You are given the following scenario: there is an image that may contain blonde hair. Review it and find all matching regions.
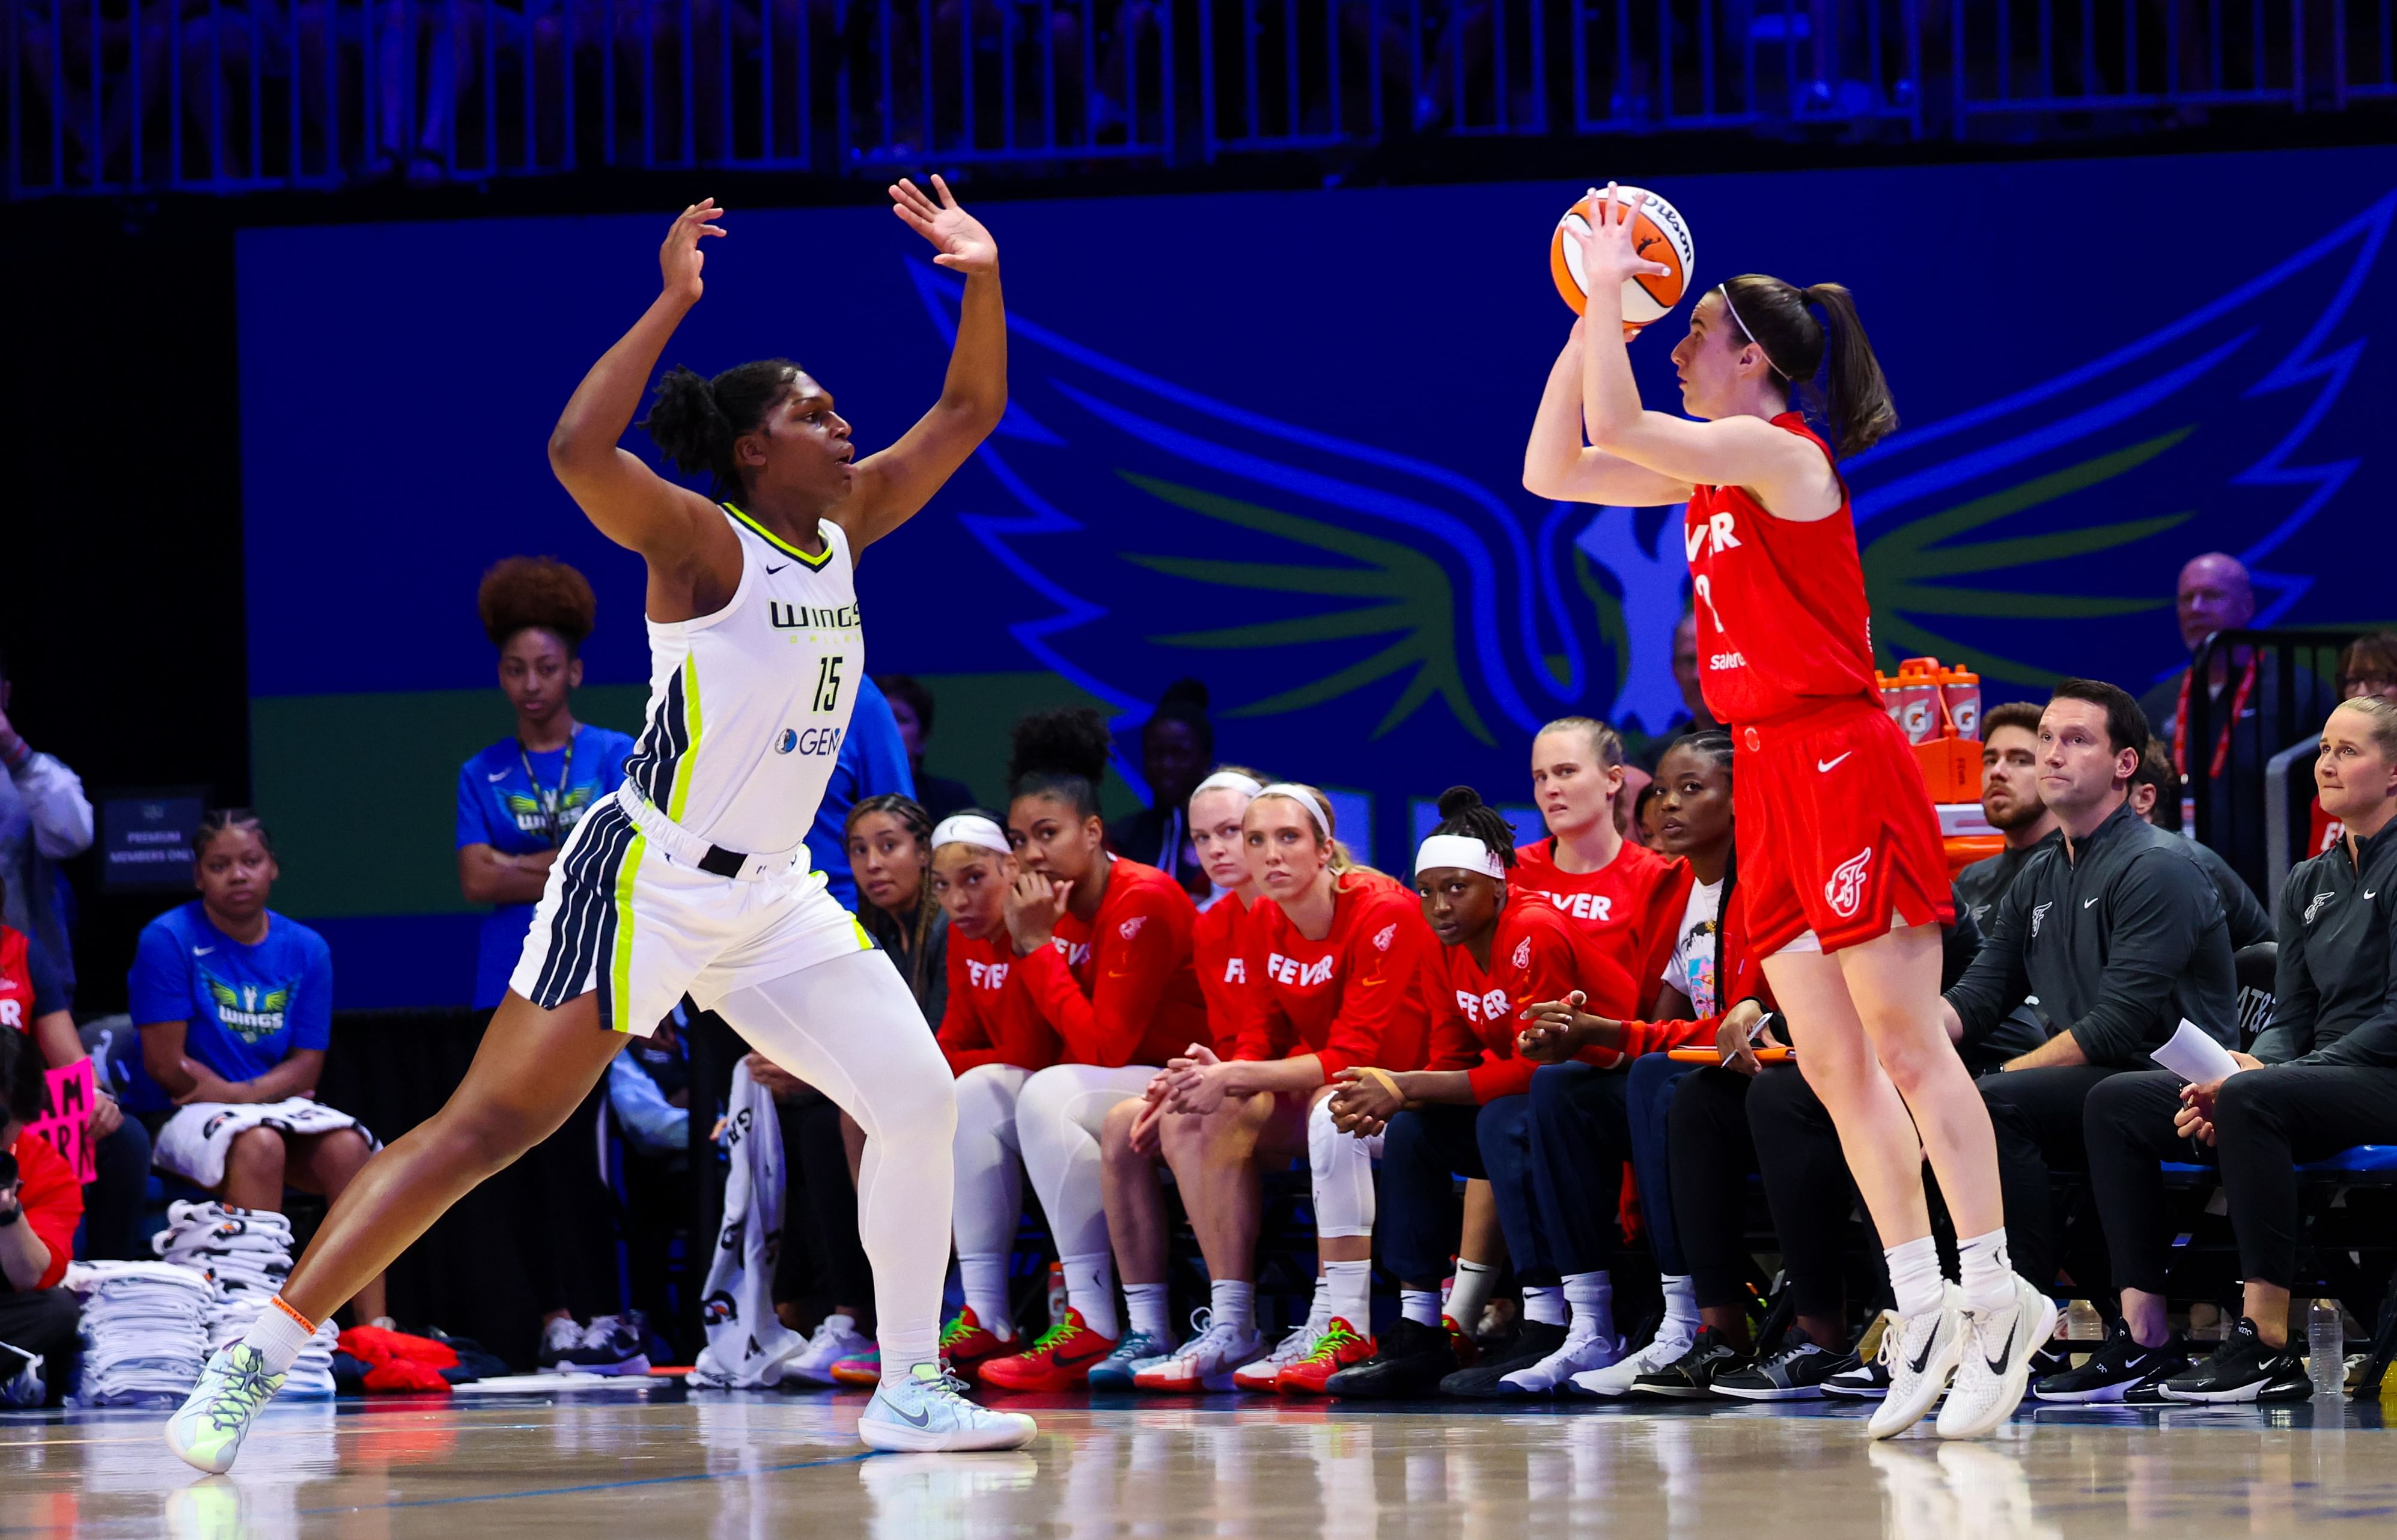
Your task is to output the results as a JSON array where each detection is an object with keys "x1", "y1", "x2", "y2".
[
  {"x1": 2333, "y1": 695, "x2": 2397, "y2": 760},
  {"x1": 1249, "y1": 782, "x2": 1381, "y2": 886},
  {"x1": 1535, "y1": 716, "x2": 1627, "y2": 770}
]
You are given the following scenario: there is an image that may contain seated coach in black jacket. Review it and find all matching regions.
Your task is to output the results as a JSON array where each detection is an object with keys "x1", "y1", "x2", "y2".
[
  {"x1": 1936, "y1": 678, "x2": 2239, "y2": 1303},
  {"x1": 2057, "y1": 696, "x2": 2397, "y2": 1406}
]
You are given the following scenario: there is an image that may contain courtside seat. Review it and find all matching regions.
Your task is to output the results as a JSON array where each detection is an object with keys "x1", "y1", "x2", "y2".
[{"x1": 2299, "y1": 1146, "x2": 2397, "y2": 1177}]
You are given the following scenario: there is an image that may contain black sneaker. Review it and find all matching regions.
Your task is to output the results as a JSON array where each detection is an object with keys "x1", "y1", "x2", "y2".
[
  {"x1": 1326, "y1": 1316, "x2": 1460, "y2": 1399},
  {"x1": 2158, "y1": 1318, "x2": 2310, "y2": 1404},
  {"x1": 2032, "y1": 1320, "x2": 2188, "y2": 1404},
  {"x1": 557, "y1": 1311, "x2": 652, "y2": 1377},
  {"x1": 1439, "y1": 1321, "x2": 1568, "y2": 1399},
  {"x1": 1710, "y1": 1333, "x2": 1852, "y2": 1401},
  {"x1": 2119, "y1": 1360, "x2": 2191, "y2": 1407},
  {"x1": 1822, "y1": 1356, "x2": 1890, "y2": 1399},
  {"x1": 1631, "y1": 1325, "x2": 1750, "y2": 1399}
]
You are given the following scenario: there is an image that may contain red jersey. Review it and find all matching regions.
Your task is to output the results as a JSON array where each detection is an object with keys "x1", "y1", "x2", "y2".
[
  {"x1": 1233, "y1": 871, "x2": 1440, "y2": 1083},
  {"x1": 1512, "y1": 839, "x2": 1684, "y2": 1015},
  {"x1": 1015, "y1": 857, "x2": 1210, "y2": 1069},
  {"x1": 1425, "y1": 893, "x2": 1639, "y2": 1103},
  {"x1": 1683, "y1": 413, "x2": 1880, "y2": 725},
  {"x1": 2310, "y1": 799, "x2": 2345, "y2": 859},
  {"x1": 8, "y1": 1130, "x2": 81, "y2": 1291},
  {"x1": 936, "y1": 928, "x2": 1060, "y2": 1077},
  {"x1": 0, "y1": 925, "x2": 34, "y2": 1036},
  {"x1": 1192, "y1": 891, "x2": 1262, "y2": 1058}
]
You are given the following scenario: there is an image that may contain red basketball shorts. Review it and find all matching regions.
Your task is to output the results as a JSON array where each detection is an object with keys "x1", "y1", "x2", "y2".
[{"x1": 1732, "y1": 697, "x2": 1954, "y2": 957}]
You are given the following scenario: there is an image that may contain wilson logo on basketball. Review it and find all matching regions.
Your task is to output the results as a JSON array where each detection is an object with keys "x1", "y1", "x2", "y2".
[
  {"x1": 1118, "y1": 916, "x2": 1148, "y2": 940},
  {"x1": 1511, "y1": 937, "x2": 1534, "y2": 970},
  {"x1": 1824, "y1": 847, "x2": 1874, "y2": 919},
  {"x1": 1371, "y1": 924, "x2": 1398, "y2": 953}
]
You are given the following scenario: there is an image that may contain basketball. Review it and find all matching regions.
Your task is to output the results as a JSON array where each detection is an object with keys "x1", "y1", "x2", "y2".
[{"x1": 1550, "y1": 184, "x2": 1696, "y2": 331}]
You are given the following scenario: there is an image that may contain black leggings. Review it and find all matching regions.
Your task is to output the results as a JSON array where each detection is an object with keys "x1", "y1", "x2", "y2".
[
  {"x1": 2086, "y1": 1064, "x2": 2397, "y2": 1292},
  {"x1": 1669, "y1": 1063, "x2": 1872, "y2": 1320},
  {"x1": 1977, "y1": 1062, "x2": 2123, "y2": 1292},
  {"x1": 773, "y1": 1091, "x2": 874, "y2": 1318}
]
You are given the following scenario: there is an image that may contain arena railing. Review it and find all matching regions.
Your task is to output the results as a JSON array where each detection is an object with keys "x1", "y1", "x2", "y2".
[
  {"x1": 4, "y1": 0, "x2": 2388, "y2": 196},
  {"x1": 2184, "y1": 626, "x2": 2352, "y2": 901}
]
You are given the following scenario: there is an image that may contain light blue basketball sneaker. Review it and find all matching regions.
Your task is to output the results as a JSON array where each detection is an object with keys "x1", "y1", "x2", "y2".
[
  {"x1": 859, "y1": 1363, "x2": 1040, "y2": 1453},
  {"x1": 165, "y1": 1345, "x2": 285, "y2": 1473}
]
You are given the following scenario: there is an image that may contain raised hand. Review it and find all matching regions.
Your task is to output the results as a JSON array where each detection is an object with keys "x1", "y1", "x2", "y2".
[
  {"x1": 1003, "y1": 871, "x2": 1073, "y2": 954},
  {"x1": 889, "y1": 175, "x2": 998, "y2": 275},
  {"x1": 1567, "y1": 183, "x2": 1672, "y2": 300},
  {"x1": 660, "y1": 199, "x2": 726, "y2": 304}
]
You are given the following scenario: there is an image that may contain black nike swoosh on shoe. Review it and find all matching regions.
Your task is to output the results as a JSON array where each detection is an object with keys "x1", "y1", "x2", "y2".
[
  {"x1": 1907, "y1": 1332, "x2": 1939, "y2": 1375},
  {"x1": 1983, "y1": 1320, "x2": 2021, "y2": 1377},
  {"x1": 1053, "y1": 1348, "x2": 1113, "y2": 1368}
]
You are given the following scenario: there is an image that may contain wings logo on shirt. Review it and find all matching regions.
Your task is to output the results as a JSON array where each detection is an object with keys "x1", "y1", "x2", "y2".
[
  {"x1": 204, "y1": 972, "x2": 293, "y2": 1044},
  {"x1": 1511, "y1": 937, "x2": 1534, "y2": 970},
  {"x1": 1118, "y1": 916, "x2": 1148, "y2": 941},
  {"x1": 1371, "y1": 924, "x2": 1398, "y2": 954},
  {"x1": 1823, "y1": 848, "x2": 1874, "y2": 920},
  {"x1": 503, "y1": 785, "x2": 598, "y2": 836}
]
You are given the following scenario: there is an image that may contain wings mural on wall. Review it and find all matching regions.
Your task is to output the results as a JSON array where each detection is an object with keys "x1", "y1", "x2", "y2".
[{"x1": 910, "y1": 186, "x2": 2391, "y2": 800}]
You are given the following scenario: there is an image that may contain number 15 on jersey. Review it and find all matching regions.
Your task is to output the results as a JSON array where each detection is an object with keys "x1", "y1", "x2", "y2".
[{"x1": 812, "y1": 656, "x2": 844, "y2": 713}]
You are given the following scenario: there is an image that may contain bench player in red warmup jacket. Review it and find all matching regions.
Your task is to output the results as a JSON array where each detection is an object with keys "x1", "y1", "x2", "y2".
[{"x1": 1523, "y1": 187, "x2": 2042, "y2": 1441}]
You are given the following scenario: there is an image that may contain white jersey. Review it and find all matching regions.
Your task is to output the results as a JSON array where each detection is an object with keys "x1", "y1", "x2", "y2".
[{"x1": 624, "y1": 505, "x2": 865, "y2": 855}]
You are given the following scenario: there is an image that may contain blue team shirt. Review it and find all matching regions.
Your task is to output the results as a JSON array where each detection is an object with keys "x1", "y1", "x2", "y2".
[
  {"x1": 455, "y1": 723, "x2": 638, "y2": 1009},
  {"x1": 124, "y1": 902, "x2": 334, "y2": 1114},
  {"x1": 805, "y1": 675, "x2": 916, "y2": 911}
]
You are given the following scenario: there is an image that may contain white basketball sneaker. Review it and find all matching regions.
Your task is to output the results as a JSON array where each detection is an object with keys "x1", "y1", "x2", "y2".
[
  {"x1": 1135, "y1": 1314, "x2": 1267, "y2": 1393},
  {"x1": 786, "y1": 1313, "x2": 875, "y2": 1387},
  {"x1": 1868, "y1": 1285, "x2": 1967, "y2": 1440},
  {"x1": 1573, "y1": 1318, "x2": 1696, "y2": 1398},
  {"x1": 1231, "y1": 1322, "x2": 1316, "y2": 1392},
  {"x1": 165, "y1": 1345, "x2": 285, "y2": 1473},
  {"x1": 1500, "y1": 1321, "x2": 1624, "y2": 1395},
  {"x1": 1934, "y1": 1275, "x2": 2057, "y2": 1440},
  {"x1": 858, "y1": 1363, "x2": 1039, "y2": 1453}
]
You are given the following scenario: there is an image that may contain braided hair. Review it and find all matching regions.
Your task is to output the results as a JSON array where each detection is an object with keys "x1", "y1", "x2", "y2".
[
  {"x1": 845, "y1": 793, "x2": 939, "y2": 1002},
  {"x1": 1430, "y1": 785, "x2": 1520, "y2": 868},
  {"x1": 1661, "y1": 729, "x2": 1737, "y2": 998},
  {"x1": 195, "y1": 808, "x2": 274, "y2": 859},
  {"x1": 638, "y1": 360, "x2": 804, "y2": 500}
]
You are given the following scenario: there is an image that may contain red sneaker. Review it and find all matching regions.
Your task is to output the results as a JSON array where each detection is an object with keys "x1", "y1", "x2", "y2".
[
  {"x1": 975, "y1": 1309, "x2": 1119, "y2": 1392},
  {"x1": 1276, "y1": 1319, "x2": 1374, "y2": 1395},
  {"x1": 939, "y1": 1306, "x2": 1015, "y2": 1381},
  {"x1": 1444, "y1": 1315, "x2": 1480, "y2": 1369}
]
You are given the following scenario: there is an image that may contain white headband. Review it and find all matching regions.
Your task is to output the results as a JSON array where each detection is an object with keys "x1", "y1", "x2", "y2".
[
  {"x1": 1189, "y1": 771, "x2": 1265, "y2": 806},
  {"x1": 1254, "y1": 783, "x2": 1331, "y2": 838},
  {"x1": 1714, "y1": 283, "x2": 1792, "y2": 383},
  {"x1": 1415, "y1": 834, "x2": 1506, "y2": 880},
  {"x1": 930, "y1": 815, "x2": 1012, "y2": 858}
]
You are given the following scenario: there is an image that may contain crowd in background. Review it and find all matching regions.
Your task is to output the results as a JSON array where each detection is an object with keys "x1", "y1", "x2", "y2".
[{"x1": 5, "y1": 544, "x2": 2397, "y2": 1408}]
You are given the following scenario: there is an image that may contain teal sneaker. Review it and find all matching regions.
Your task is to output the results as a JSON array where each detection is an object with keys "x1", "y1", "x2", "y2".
[
  {"x1": 1084, "y1": 1327, "x2": 1172, "y2": 1389},
  {"x1": 858, "y1": 1363, "x2": 1038, "y2": 1453},
  {"x1": 165, "y1": 1345, "x2": 285, "y2": 1473}
]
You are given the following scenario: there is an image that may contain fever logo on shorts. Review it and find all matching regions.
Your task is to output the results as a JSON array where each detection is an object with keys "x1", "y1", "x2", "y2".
[
  {"x1": 1371, "y1": 924, "x2": 1398, "y2": 953},
  {"x1": 1511, "y1": 937, "x2": 1533, "y2": 970},
  {"x1": 1824, "y1": 847, "x2": 1874, "y2": 919},
  {"x1": 1119, "y1": 916, "x2": 1148, "y2": 940}
]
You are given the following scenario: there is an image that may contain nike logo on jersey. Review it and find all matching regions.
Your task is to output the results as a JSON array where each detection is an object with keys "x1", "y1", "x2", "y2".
[
  {"x1": 2368, "y1": 890, "x2": 2381, "y2": 901},
  {"x1": 2085, "y1": 897, "x2": 2100, "y2": 908},
  {"x1": 765, "y1": 563, "x2": 789, "y2": 574},
  {"x1": 193, "y1": 946, "x2": 216, "y2": 956},
  {"x1": 1817, "y1": 752, "x2": 1853, "y2": 773},
  {"x1": 487, "y1": 769, "x2": 511, "y2": 782}
]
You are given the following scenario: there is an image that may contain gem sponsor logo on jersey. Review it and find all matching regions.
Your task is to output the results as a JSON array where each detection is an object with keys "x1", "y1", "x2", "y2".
[
  {"x1": 773, "y1": 726, "x2": 845, "y2": 757},
  {"x1": 1269, "y1": 952, "x2": 1336, "y2": 987},
  {"x1": 1533, "y1": 889, "x2": 1614, "y2": 922}
]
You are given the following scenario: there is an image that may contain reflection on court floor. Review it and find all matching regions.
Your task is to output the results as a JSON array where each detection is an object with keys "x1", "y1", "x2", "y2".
[{"x1": 5, "y1": 1386, "x2": 2393, "y2": 1539}]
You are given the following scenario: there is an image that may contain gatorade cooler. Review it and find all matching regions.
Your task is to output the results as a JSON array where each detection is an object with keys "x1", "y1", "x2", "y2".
[
  {"x1": 1942, "y1": 665, "x2": 1983, "y2": 741},
  {"x1": 1891, "y1": 659, "x2": 1943, "y2": 745}
]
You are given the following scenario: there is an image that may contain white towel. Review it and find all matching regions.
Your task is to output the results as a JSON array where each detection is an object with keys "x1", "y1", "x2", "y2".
[
  {"x1": 151, "y1": 1099, "x2": 377, "y2": 1190},
  {"x1": 690, "y1": 1062, "x2": 808, "y2": 1389}
]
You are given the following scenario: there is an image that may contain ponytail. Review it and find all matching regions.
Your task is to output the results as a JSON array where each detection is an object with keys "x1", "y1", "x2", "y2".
[{"x1": 1716, "y1": 275, "x2": 1899, "y2": 458}]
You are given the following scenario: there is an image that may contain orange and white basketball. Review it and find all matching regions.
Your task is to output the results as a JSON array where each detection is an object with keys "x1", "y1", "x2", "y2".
[{"x1": 1550, "y1": 185, "x2": 1696, "y2": 332}]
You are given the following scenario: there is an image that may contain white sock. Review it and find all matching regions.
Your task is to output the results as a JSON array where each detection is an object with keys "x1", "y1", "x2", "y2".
[
  {"x1": 1660, "y1": 1274, "x2": 1699, "y2": 1331},
  {"x1": 1956, "y1": 1228, "x2": 2018, "y2": 1313},
  {"x1": 880, "y1": 1321, "x2": 941, "y2": 1389},
  {"x1": 1124, "y1": 1282, "x2": 1172, "y2": 1343},
  {"x1": 1324, "y1": 1259, "x2": 1373, "y2": 1329},
  {"x1": 1885, "y1": 1234, "x2": 1947, "y2": 1318},
  {"x1": 1562, "y1": 1271, "x2": 1615, "y2": 1343},
  {"x1": 1401, "y1": 1289, "x2": 1442, "y2": 1328},
  {"x1": 1523, "y1": 1285, "x2": 1567, "y2": 1327},
  {"x1": 1445, "y1": 1259, "x2": 1496, "y2": 1332},
  {"x1": 240, "y1": 1297, "x2": 318, "y2": 1377},
  {"x1": 958, "y1": 1253, "x2": 1015, "y2": 1340},
  {"x1": 1062, "y1": 1251, "x2": 1121, "y2": 1338},
  {"x1": 1306, "y1": 1274, "x2": 1333, "y2": 1337},
  {"x1": 1210, "y1": 1279, "x2": 1256, "y2": 1336}
]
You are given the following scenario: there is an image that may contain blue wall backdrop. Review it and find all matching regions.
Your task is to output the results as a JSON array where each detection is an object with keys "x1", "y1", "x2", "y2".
[{"x1": 237, "y1": 145, "x2": 2397, "y2": 1005}]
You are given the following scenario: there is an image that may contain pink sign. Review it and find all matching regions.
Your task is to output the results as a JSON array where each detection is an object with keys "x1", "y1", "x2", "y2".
[{"x1": 26, "y1": 1058, "x2": 97, "y2": 1184}]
